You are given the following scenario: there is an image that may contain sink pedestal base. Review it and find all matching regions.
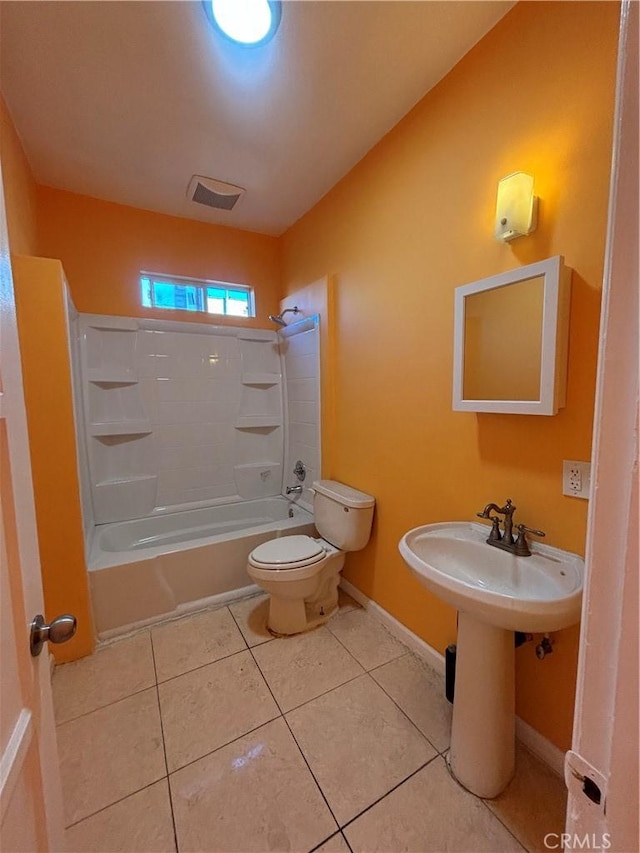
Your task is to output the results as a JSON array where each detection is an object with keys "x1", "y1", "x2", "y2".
[{"x1": 449, "y1": 611, "x2": 515, "y2": 798}]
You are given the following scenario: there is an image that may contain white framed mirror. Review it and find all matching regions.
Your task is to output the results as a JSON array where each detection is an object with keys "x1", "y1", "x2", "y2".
[{"x1": 452, "y1": 256, "x2": 571, "y2": 415}]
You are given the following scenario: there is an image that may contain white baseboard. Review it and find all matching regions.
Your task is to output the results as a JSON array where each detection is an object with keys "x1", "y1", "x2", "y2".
[
  {"x1": 340, "y1": 578, "x2": 446, "y2": 675},
  {"x1": 339, "y1": 578, "x2": 565, "y2": 778},
  {"x1": 514, "y1": 717, "x2": 565, "y2": 777}
]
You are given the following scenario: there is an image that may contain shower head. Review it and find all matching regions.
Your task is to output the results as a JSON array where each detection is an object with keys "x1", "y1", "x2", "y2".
[
  {"x1": 268, "y1": 306, "x2": 300, "y2": 327},
  {"x1": 268, "y1": 314, "x2": 287, "y2": 327}
]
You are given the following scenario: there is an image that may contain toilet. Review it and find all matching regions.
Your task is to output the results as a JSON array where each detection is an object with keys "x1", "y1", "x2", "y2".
[{"x1": 247, "y1": 480, "x2": 375, "y2": 635}]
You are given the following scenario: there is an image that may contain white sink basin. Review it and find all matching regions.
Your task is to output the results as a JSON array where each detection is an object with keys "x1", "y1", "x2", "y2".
[
  {"x1": 399, "y1": 521, "x2": 584, "y2": 632},
  {"x1": 398, "y1": 520, "x2": 585, "y2": 798}
]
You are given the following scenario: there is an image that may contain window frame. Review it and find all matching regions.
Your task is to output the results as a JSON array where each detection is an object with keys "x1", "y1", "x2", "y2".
[{"x1": 140, "y1": 270, "x2": 256, "y2": 319}]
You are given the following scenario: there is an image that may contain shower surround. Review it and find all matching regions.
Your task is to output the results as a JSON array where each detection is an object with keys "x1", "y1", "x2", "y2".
[{"x1": 75, "y1": 312, "x2": 321, "y2": 635}]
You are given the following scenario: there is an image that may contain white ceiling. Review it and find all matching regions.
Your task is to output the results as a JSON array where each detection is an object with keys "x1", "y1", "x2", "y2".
[{"x1": 0, "y1": 1, "x2": 514, "y2": 236}]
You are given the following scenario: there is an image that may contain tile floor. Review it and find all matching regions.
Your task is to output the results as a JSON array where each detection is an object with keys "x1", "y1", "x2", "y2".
[{"x1": 55, "y1": 591, "x2": 567, "y2": 853}]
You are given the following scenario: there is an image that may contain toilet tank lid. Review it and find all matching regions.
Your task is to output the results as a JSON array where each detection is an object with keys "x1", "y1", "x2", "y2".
[{"x1": 311, "y1": 480, "x2": 375, "y2": 509}]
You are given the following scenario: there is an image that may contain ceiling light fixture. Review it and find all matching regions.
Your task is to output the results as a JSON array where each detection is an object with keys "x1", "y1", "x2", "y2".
[{"x1": 203, "y1": 0, "x2": 282, "y2": 47}]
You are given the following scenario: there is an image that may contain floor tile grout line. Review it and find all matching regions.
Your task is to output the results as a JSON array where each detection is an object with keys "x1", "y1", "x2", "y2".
[
  {"x1": 366, "y1": 650, "x2": 411, "y2": 674},
  {"x1": 155, "y1": 609, "x2": 282, "y2": 779},
  {"x1": 236, "y1": 614, "x2": 448, "y2": 843},
  {"x1": 153, "y1": 604, "x2": 250, "y2": 683},
  {"x1": 227, "y1": 607, "x2": 283, "y2": 708},
  {"x1": 55, "y1": 680, "x2": 158, "y2": 728},
  {"x1": 232, "y1": 614, "x2": 340, "y2": 843},
  {"x1": 166, "y1": 713, "x2": 284, "y2": 778},
  {"x1": 97, "y1": 599, "x2": 254, "y2": 652},
  {"x1": 478, "y1": 797, "x2": 530, "y2": 852},
  {"x1": 225, "y1": 602, "x2": 274, "y2": 651},
  {"x1": 161, "y1": 668, "x2": 372, "y2": 780},
  {"x1": 443, "y1": 753, "x2": 529, "y2": 852},
  {"x1": 156, "y1": 640, "x2": 250, "y2": 687},
  {"x1": 231, "y1": 592, "x2": 440, "y2": 832},
  {"x1": 58, "y1": 640, "x2": 256, "y2": 728},
  {"x1": 282, "y1": 669, "x2": 368, "y2": 716},
  {"x1": 59, "y1": 608, "x2": 436, "y2": 776},
  {"x1": 367, "y1": 664, "x2": 447, "y2": 756},
  {"x1": 321, "y1": 628, "x2": 443, "y2": 755},
  {"x1": 64, "y1": 776, "x2": 169, "y2": 832},
  {"x1": 341, "y1": 829, "x2": 355, "y2": 853},
  {"x1": 270, "y1": 697, "x2": 342, "y2": 834},
  {"x1": 150, "y1": 630, "x2": 180, "y2": 853},
  {"x1": 323, "y1": 615, "x2": 408, "y2": 679},
  {"x1": 55, "y1": 616, "x2": 251, "y2": 726},
  {"x1": 307, "y1": 829, "x2": 351, "y2": 853},
  {"x1": 321, "y1": 616, "x2": 376, "y2": 671},
  {"x1": 242, "y1": 635, "x2": 342, "y2": 835},
  {"x1": 338, "y1": 752, "x2": 441, "y2": 834}
]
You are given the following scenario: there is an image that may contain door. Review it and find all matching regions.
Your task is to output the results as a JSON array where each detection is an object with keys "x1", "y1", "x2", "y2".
[
  {"x1": 565, "y1": 1, "x2": 639, "y2": 849},
  {"x1": 0, "y1": 163, "x2": 65, "y2": 848}
]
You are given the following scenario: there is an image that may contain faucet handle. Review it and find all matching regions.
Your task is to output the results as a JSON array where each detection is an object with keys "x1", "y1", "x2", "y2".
[
  {"x1": 516, "y1": 524, "x2": 546, "y2": 538},
  {"x1": 487, "y1": 516, "x2": 502, "y2": 542},
  {"x1": 514, "y1": 523, "x2": 546, "y2": 557}
]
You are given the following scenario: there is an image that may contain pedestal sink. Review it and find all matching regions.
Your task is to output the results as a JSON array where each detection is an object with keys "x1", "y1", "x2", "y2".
[{"x1": 398, "y1": 521, "x2": 584, "y2": 798}]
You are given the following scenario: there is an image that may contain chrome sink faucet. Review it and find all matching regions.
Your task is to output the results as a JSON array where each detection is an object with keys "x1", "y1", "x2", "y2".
[{"x1": 476, "y1": 498, "x2": 545, "y2": 557}]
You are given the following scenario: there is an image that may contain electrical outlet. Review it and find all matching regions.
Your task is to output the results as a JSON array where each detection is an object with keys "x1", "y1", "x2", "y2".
[{"x1": 563, "y1": 460, "x2": 591, "y2": 499}]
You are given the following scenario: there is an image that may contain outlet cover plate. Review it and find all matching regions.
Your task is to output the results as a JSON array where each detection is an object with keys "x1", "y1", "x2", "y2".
[{"x1": 563, "y1": 460, "x2": 591, "y2": 499}]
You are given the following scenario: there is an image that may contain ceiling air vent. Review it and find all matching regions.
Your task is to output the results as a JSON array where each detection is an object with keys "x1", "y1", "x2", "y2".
[{"x1": 187, "y1": 175, "x2": 245, "y2": 211}]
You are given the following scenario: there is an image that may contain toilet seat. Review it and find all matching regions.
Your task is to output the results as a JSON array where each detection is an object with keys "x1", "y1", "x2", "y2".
[{"x1": 249, "y1": 535, "x2": 326, "y2": 571}]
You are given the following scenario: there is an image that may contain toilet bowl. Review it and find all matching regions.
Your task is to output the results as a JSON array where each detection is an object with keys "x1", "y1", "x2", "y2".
[{"x1": 247, "y1": 480, "x2": 375, "y2": 635}]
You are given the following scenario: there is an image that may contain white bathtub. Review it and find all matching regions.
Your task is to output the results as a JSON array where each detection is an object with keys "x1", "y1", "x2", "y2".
[{"x1": 88, "y1": 497, "x2": 315, "y2": 637}]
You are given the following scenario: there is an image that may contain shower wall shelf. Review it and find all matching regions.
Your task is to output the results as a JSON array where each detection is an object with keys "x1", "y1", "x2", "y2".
[
  {"x1": 87, "y1": 370, "x2": 138, "y2": 385},
  {"x1": 87, "y1": 318, "x2": 138, "y2": 331},
  {"x1": 233, "y1": 461, "x2": 283, "y2": 499},
  {"x1": 234, "y1": 416, "x2": 281, "y2": 429},
  {"x1": 241, "y1": 373, "x2": 281, "y2": 386},
  {"x1": 95, "y1": 474, "x2": 157, "y2": 486},
  {"x1": 234, "y1": 461, "x2": 281, "y2": 471},
  {"x1": 90, "y1": 421, "x2": 152, "y2": 437},
  {"x1": 237, "y1": 330, "x2": 277, "y2": 342}
]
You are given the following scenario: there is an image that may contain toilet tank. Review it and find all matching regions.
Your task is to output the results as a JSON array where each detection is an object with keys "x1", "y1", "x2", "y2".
[{"x1": 312, "y1": 480, "x2": 375, "y2": 551}]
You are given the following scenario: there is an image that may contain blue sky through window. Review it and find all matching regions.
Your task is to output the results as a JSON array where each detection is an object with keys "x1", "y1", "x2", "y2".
[{"x1": 140, "y1": 275, "x2": 253, "y2": 317}]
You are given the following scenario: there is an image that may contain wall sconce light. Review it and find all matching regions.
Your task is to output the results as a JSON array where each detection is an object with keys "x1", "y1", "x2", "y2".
[{"x1": 494, "y1": 171, "x2": 538, "y2": 242}]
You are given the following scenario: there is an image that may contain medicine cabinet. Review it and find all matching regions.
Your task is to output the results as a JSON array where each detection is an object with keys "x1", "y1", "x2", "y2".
[{"x1": 452, "y1": 256, "x2": 571, "y2": 415}]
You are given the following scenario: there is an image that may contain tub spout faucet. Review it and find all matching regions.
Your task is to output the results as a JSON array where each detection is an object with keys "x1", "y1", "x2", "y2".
[{"x1": 286, "y1": 485, "x2": 303, "y2": 495}]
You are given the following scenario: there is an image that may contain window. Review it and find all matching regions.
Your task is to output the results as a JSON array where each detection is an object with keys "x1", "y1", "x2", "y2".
[{"x1": 140, "y1": 272, "x2": 255, "y2": 318}]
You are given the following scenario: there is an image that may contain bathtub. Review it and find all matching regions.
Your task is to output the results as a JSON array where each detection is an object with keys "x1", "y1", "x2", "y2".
[{"x1": 88, "y1": 497, "x2": 315, "y2": 637}]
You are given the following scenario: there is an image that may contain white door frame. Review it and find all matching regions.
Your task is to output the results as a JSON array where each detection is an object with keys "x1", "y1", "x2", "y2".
[{"x1": 565, "y1": 1, "x2": 639, "y2": 849}]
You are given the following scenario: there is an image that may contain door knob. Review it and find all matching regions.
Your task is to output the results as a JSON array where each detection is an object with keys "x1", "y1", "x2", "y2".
[{"x1": 30, "y1": 614, "x2": 77, "y2": 657}]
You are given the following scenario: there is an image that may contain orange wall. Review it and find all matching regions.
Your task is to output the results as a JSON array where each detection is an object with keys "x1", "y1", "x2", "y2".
[
  {"x1": 37, "y1": 187, "x2": 281, "y2": 327},
  {"x1": 281, "y1": 1, "x2": 619, "y2": 749},
  {"x1": 0, "y1": 94, "x2": 39, "y2": 256},
  {"x1": 13, "y1": 256, "x2": 95, "y2": 661}
]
